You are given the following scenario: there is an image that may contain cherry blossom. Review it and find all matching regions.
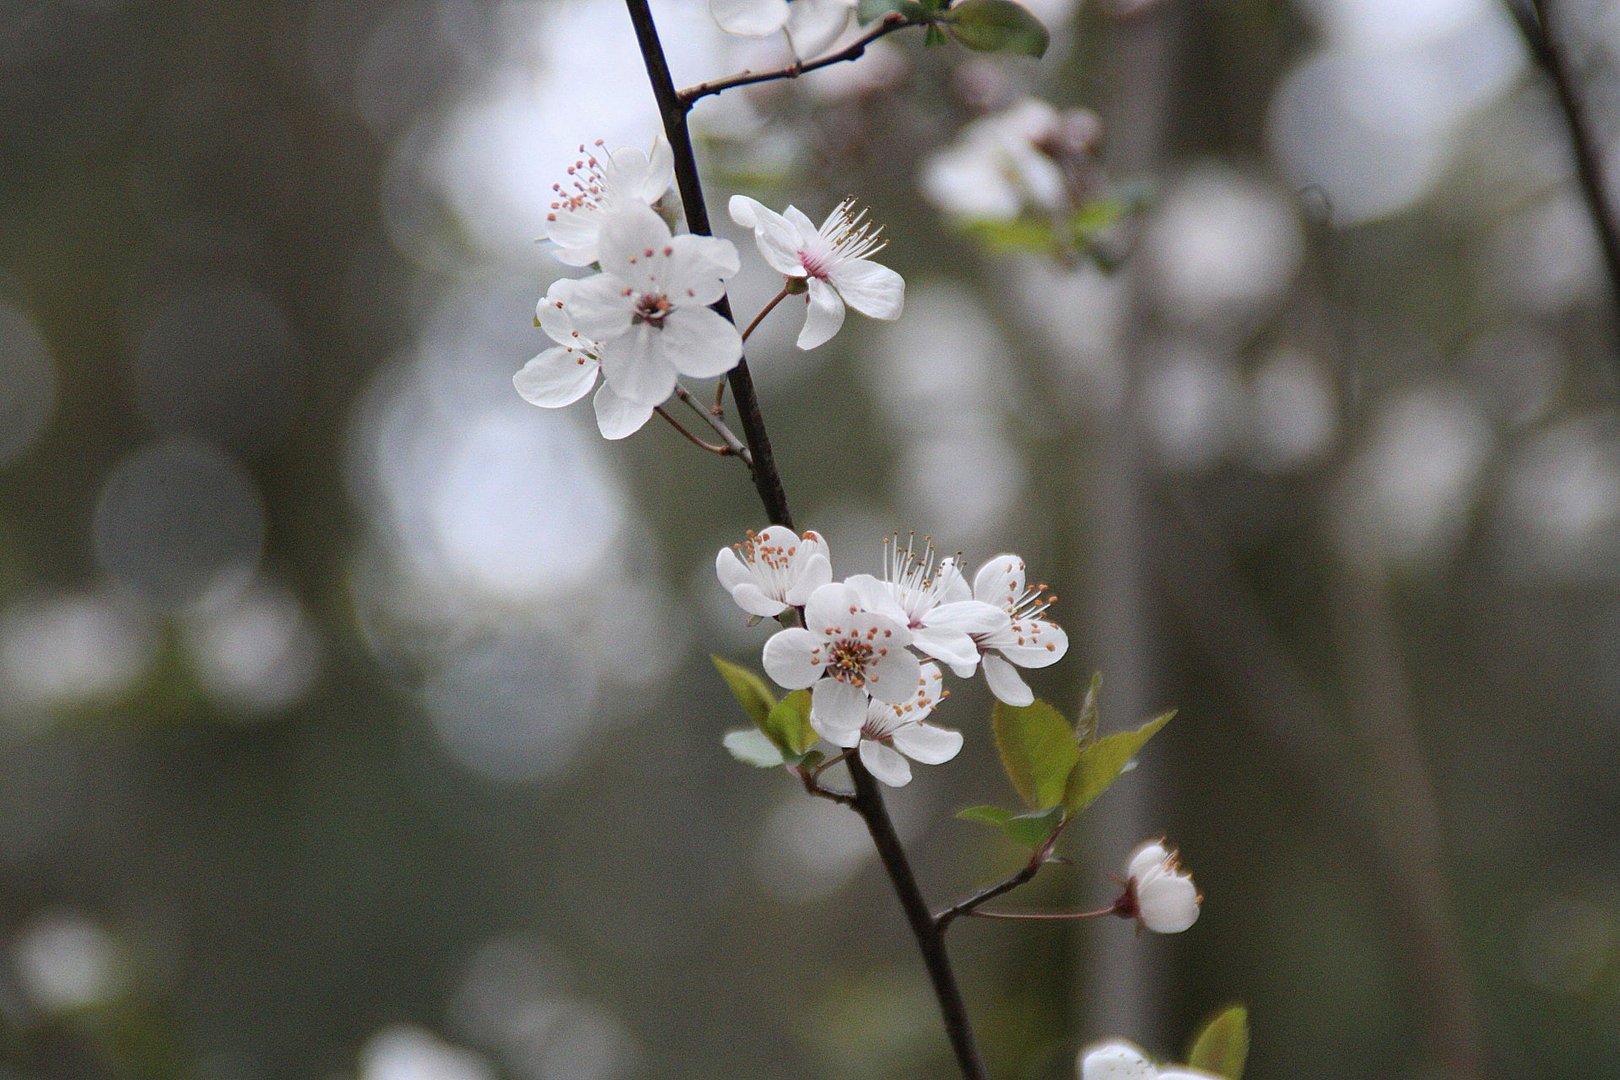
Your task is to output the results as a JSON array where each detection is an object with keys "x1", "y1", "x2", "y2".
[
  {"x1": 1078, "y1": 1040, "x2": 1217, "y2": 1080},
  {"x1": 810, "y1": 662, "x2": 963, "y2": 787},
  {"x1": 543, "y1": 138, "x2": 674, "y2": 267},
  {"x1": 844, "y1": 537, "x2": 1008, "y2": 672},
  {"x1": 1121, "y1": 840, "x2": 1201, "y2": 934},
  {"x1": 761, "y1": 582, "x2": 920, "y2": 734},
  {"x1": 921, "y1": 98, "x2": 1070, "y2": 221},
  {"x1": 715, "y1": 526, "x2": 832, "y2": 619},
  {"x1": 514, "y1": 278, "x2": 656, "y2": 440},
  {"x1": 954, "y1": 554, "x2": 1069, "y2": 705},
  {"x1": 729, "y1": 195, "x2": 904, "y2": 350},
  {"x1": 708, "y1": 0, "x2": 855, "y2": 60},
  {"x1": 564, "y1": 205, "x2": 743, "y2": 407}
]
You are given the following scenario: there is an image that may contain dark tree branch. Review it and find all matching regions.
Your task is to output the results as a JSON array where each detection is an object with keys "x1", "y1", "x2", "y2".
[
  {"x1": 677, "y1": 15, "x2": 915, "y2": 109},
  {"x1": 623, "y1": 5, "x2": 987, "y2": 1078},
  {"x1": 1509, "y1": 0, "x2": 1620, "y2": 326}
]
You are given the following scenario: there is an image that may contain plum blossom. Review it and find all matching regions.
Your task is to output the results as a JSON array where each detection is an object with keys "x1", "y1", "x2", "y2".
[
  {"x1": 844, "y1": 537, "x2": 1007, "y2": 672},
  {"x1": 709, "y1": 0, "x2": 855, "y2": 60},
  {"x1": 715, "y1": 526, "x2": 832, "y2": 619},
  {"x1": 729, "y1": 195, "x2": 905, "y2": 350},
  {"x1": 543, "y1": 138, "x2": 674, "y2": 267},
  {"x1": 811, "y1": 662, "x2": 963, "y2": 787},
  {"x1": 1120, "y1": 840, "x2": 1201, "y2": 934},
  {"x1": 564, "y1": 205, "x2": 743, "y2": 407},
  {"x1": 953, "y1": 554, "x2": 1068, "y2": 705},
  {"x1": 921, "y1": 98, "x2": 1090, "y2": 221},
  {"x1": 514, "y1": 278, "x2": 656, "y2": 440},
  {"x1": 1079, "y1": 1040, "x2": 1218, "y2": 1080},
  {"x1": 761, "y1": 582, "x2": 920, "y2": 734}
]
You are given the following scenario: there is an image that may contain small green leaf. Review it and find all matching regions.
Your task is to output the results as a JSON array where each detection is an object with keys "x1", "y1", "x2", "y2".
[
  {"x1": 957, "y1": 216, "x2": 1056, "y2": 253},
  {"x1": 1075, "y1": 672, "x2": 1103, "y2": 747},
  {"x1": 1061, "y1": 710, "x2": 1174, "y2": 814},
  {"x1": 763, "y1": 688, "x2": 817, "y2": 757},
  {"x1": 992, "y1": 698, "x2": 1082, "y2": 810},
  {"x1": 957, "y1": 805, "x2": 1064, "y2": 848},
  {"x1": 941, "y1": 0, "x2": 1049, "y2": 56},
  {"x1": 1187, "y1": 1005, "x2": 1249, "y2": 1080},
  {"x1": 798, "y1": 749, "x2": 826, "y2": 772},
  {"x1": 723, "y1": 728, "x2": 786, "y2": 768},
  {"x1": 712, "y1": 655, "x2": 776, "y2": 727},
  {"x1": 957, "y1": 805, "x2": 1016, "y2": 828}
]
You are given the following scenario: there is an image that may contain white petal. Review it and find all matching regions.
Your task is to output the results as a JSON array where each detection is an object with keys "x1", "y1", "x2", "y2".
[
  {"x1": 591, "y1": 382, "x2": 654, "y2": 439},
  {"x1": 730, "y1": 582, "x2": 789, "y2": 618},
  {"x1": 909, "y1": 625, "x2": 980, "y2": 670},
  {"x1": 537, "y1": 278, "x2": 583, "y2": 346},
  {"x1": 859, "y1": 738, "x2": 913, "y2": 787},
  {"x1": 797, "y1": 277, "x2": 846, "y2": 350},
  {"x1": 784, "y1": 553, "x2": 832, "y2": 606},
  {"x1": 1080, "y1": 1042, "x2": 1158, "y2": 1080},
  {"x1": 809, "y1": 680, "x2": 866, "y2": 746},
  {"x1": 666, "y1": 234, "x2": 741, "y2": 302},
  {"x1": 889, "y1": 722, "x2": 963, "y2": 765},
  {"x1": 804, "y1": 582, "x2": 859, "y2": 633},
  {"x1": 865, "y1": 643, "x2": 921, "y2": 704},
  {"x1": 844, "y1": 574, "x2": 907, "y2": 624},
  {"x1": 829, "y1": 258, "x2": 904, "y2": 320},
  {"x1": 1127, "y1": 842, "x2": 1170, "y2": 881},
  {"x1": 710, "y1": 0, "x2": 790, "y2": 36},
  {"x1": 599, "y1": 327, "x2": 678, "y2": 406},
  {"x1": 652, "y1": 306, "x2": 742, "y2": 380},
  {"x1": 926, "y1": 600, "x2": 1012, "y2": 636},
  {"x1": 935, "y1": 558, "x2": 972, "y2": 603},
  {"x1": 762, "y1": 628, "x2": 825, "y2": 689},
  {"x1": 564, "y1": 274, "x2": 634, "y2": 342},
  {"x1": 716, "y1": 547, "x2": 752, "y2": 592},
  {"x1": 749, "y1": 208, "x2": 812, "y2": 278},
  {"x1": 595, "y1": 204, "x2": 674, "y2": 292},
  {"x1": 973, "y1": 554, "x2": 1026, "y2": 608},
  {"x1": 514, "y1": 346, "x2": 598, "y2": 408},
  {"x1": 997, "y1": 621, "x2": 1068, "y2": 669},
  {"x1": 729, "y1": 194, "x2": 766, "y2": 230},
  {"x1": 543, "y1": 207, "x2": 604, "y2": 266},
  {"x1": 982, "y1": 652, "x2": 1033, "y2": 706},
  {"x1": 784, "y1": 0, "x2": 852, "y2": 57},
  {"x1": 1138, "y1": 872, "x2": 1200, "y2": 933}
]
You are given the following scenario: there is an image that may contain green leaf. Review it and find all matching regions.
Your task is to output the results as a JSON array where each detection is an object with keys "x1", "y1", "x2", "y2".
[
  {"x1": 763, "y1": 689, "x2": 817, "y2": 757},
  {"x1": 711, "y1": 655, "x2": 776, "y2": 727},
  {"x1": 923, "y1": 22, "x2": 949, "y2": 46},
  {"x1": 1075, "y1": 671, "x2": 1103, "y2": 746},
  {"x1": 992, "y1": 698, "x2": 1082, "y2": 810},
  {"x1": 723, "y1": 728, "x2": 786, "y2": 768},
  {"x1": 956, "y1": 805, "x2": 1065, "y2": 848},
  {"x1": 1061, "y1": 710, "x2": 1174, "y2": 814},
  {"x1": 941, "y1": 0, "x2": 1049, "y2": 56},
  {"x1": 1187, "y1": 1005, "x2": 1249, "y2": 1080},
  {"x1": 957, "y1": 216, "x2": 1056, "y2": 253}
]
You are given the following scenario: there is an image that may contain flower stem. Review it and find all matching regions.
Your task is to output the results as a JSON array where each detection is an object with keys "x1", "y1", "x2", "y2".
[
  {"x1": 677, "y1": 15, "x2": 917, "y2": 109},
  {"x1": 966, "y1": 905, "x2": 1118, "y2": 922},
  {"x1": 673, "y1": 383, "x2": 752, "y2": 463},
  {"x1": 935, "y1": 853, "x2": 1049, "y2": 931},
  {"x1": 654, "y1": 406, "x2": 730, "y2": 455}
]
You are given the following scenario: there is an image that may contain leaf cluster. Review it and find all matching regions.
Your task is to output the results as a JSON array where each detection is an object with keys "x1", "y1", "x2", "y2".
[{"x1": 857, "y1": 0, "x2": 1049, "y2": 58}]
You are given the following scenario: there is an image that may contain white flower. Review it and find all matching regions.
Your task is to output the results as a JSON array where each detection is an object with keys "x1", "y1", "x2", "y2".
[
  {"x1": 543, "y1": 138, "x2": 674, "y2": 267},
  {"x1": 715, "y1": 526, "x2": 832, "y2": 619},
  {"x1": 1080, "y1": 1042, "x2": 1159, "y2": 1080},
  {"x1": 729, "y1": 195, "x2": 905, "y2": 350},
  {"x1": 956, "y1": 554, "x2": 1068, "y2": 706},
  {"x1": 565, "y1": 205, "x2": 744, "y2": 407},
  {"x1": 811, "y1": 662, "x2": 963, "y2": 787},
  {"x1": 514, "y1": 278, "x2": 656, "y2": 440},
  {"x1": 844, "y1": 537, "x2": 1008, "y2": 672},
  {"x1": 921, "y1": 98, "x2": 1068, "y2": 221},
  {"x1": 761, "y1": 581, "x2": 920, "y2": 734},
  {"x1": 1125, "y1": 840, "x2": 1201, "y2": 934},
  {"x1": 709, "y1": 0, "x2": 855, "y2": 59}
]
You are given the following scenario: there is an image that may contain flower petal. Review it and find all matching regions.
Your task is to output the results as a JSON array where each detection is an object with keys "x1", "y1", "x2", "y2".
[
  {"x1": 655, "y1": 306, "x2": 743, "y2": 379},
  {"x1": 710, "y1": 0, "x2": 790, "y2": 36},
  {"x1": 996, "y1": 620, "x2": 1068, "y2": 669},
  {"x1": 804, "y1": 582, "x2": 859, "y2": 633},
  {"x1": 889, "y1": 722, "x2": 963, "y2": 765},
  {"x1": 843, "y1": 573, "x2": 907, "y2": 625},
  {"x1": 859, "y1": 737, "x2": 913, "y2": 787},
  {"x1": 829, "y1": 258, "x2": 904, "y2": 320},
  {"x1": 982, "y1": 652, "x2": 1033, "y2": 706},
  {"x1": 762, "y1": 628, "x2": 825, "y2": 689},
  {"x1": 732, "y1": 197, "x2": 809, "y2": 278},
  {"x1": 514, "y1": 346, "x2": 598, "y2": 408},
  {"x1": 784, "y1": 0, "x2": 852, "y2": 57},
  {"x1": 973, "y1": 554, "x2": 1027, "y2": 608},
  {"x1": 865, "y1": 643, "x2": 921, "y2": 704},
  {"x1": 1138, "y1": 872, "x2": 1200, "y2": 933},
  {"x1": 591, "y1": 382, "x2": 654, "y2": 439},
  {"x1": 596, "y1": 204, "x2": 674, "y2": 293},
  {"x1": 784, "y1": 553, "x2": 832, "y2": 606},
  {"x1": 1127, "y1": 842, "x2": 1171, "y2": 881},
  {"x1": 1080, "y1": 1042, "x2": 1158, "y2": 1080},
  {"x1": 716, "y1": 547, "x2": 752, "y2": 591},
  {"x1": 909, "y1": 625, "x2": 980, "y2": 670},
  {"x1": 730, "y1": 582, "x2": 789, "y2": 618},
  {"x1": 797, "y1": 276, "x2": 846, "y2": 350},
  {"x1": 926, "y1": 600, "x2": 1011, "y2": 635},
  {"x1": 564, "y1": 274, "x2": 634, "y2": 342},
  {"x1": 666, "y1": 234, "x2": 741, "y2": 303},
  {"x1": 599, "y1": 326, "x2": 678, "y2": 406},
  {"x1": 543, "y1": 206, "x2": 605, "y2": 266},
  {"x1": 809, "y1": 680, "x2": 866, "y2": 746}
]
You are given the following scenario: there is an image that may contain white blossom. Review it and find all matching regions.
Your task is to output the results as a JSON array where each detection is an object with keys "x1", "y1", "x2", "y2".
[
  {"x1": 811, "y1": 662, "x2": 963, "y2": 787},
  {"x1": 715, "y1": 526, "x2": 832, "y2": 619},
  {"x1": 729, "y1": 195, "x2": 904, "y2": 350},
  {"x1": 1078, "y1": 1040, "x2": 1218, "y2": 1080},
  {"x1": 921, "y1": 98, "x2": 1068, "y2": 221},
  {"x1": 761, "y1": 582, "x2": 920, "y2": 734},
  {"x1": 708, "y1": 0, "x2": 855, "y2": 59},
  {"x1": 844, "y1": 537, "x2": 1007, "y2": 672},
  {"x1": 1125, "y1": 840, "x2": 1201, "y2": 934},
  {"x1": 543, "y1": 138, "x2": 674, "y2": 267},
  {"x1": 514, "y1": 278, "x2": 656, "y2": 440},
  {"x1": 955, "y1": 554, "x2": 1068, "y2": 705},
  {"x1": 565, "y1": 205, "x2": 743, "y2": 407}
]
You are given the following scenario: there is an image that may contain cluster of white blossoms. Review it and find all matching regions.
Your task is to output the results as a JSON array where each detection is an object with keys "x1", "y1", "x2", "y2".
[
  {"x1": 1080, "y1": 1040, "x2": 1217, "y2": 1080},
  {"x1": 717, "y1": 528, "x2": 1068, "y2": 786},
  {"x1": 517, "y1": 141, "x2": 904, "y2": 440}
]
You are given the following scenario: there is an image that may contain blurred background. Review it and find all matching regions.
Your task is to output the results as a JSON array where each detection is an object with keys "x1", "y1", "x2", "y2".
[{"x1": 1, "y1": 0, "x2": 1618, "y2": 1077}]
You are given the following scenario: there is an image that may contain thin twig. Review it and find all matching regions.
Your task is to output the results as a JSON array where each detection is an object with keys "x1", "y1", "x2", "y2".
[
  {"x1": 673, "y1": 384, "x2": 752, "y2": 462},
  {"x1": 678, "y1": 15, "x2": 916, "y2": 109},
  {"x1": 935, "y1": 855, "x2": 1046, "y2": 931},
  {"x1": 655, "y1": 406, "x2": 730, "y2": 455},
  {"x1": 1508, "y1": 0, "x2": 1620, "y2": 327},
  {"x1": 966, "y1": 905, "x2": 1117, "y2": 922}
]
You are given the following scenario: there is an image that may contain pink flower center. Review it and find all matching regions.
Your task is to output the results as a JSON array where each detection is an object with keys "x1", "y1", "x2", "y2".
[{"x1": 632, "y1": 293, "x2": 673, "y2": 328}]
